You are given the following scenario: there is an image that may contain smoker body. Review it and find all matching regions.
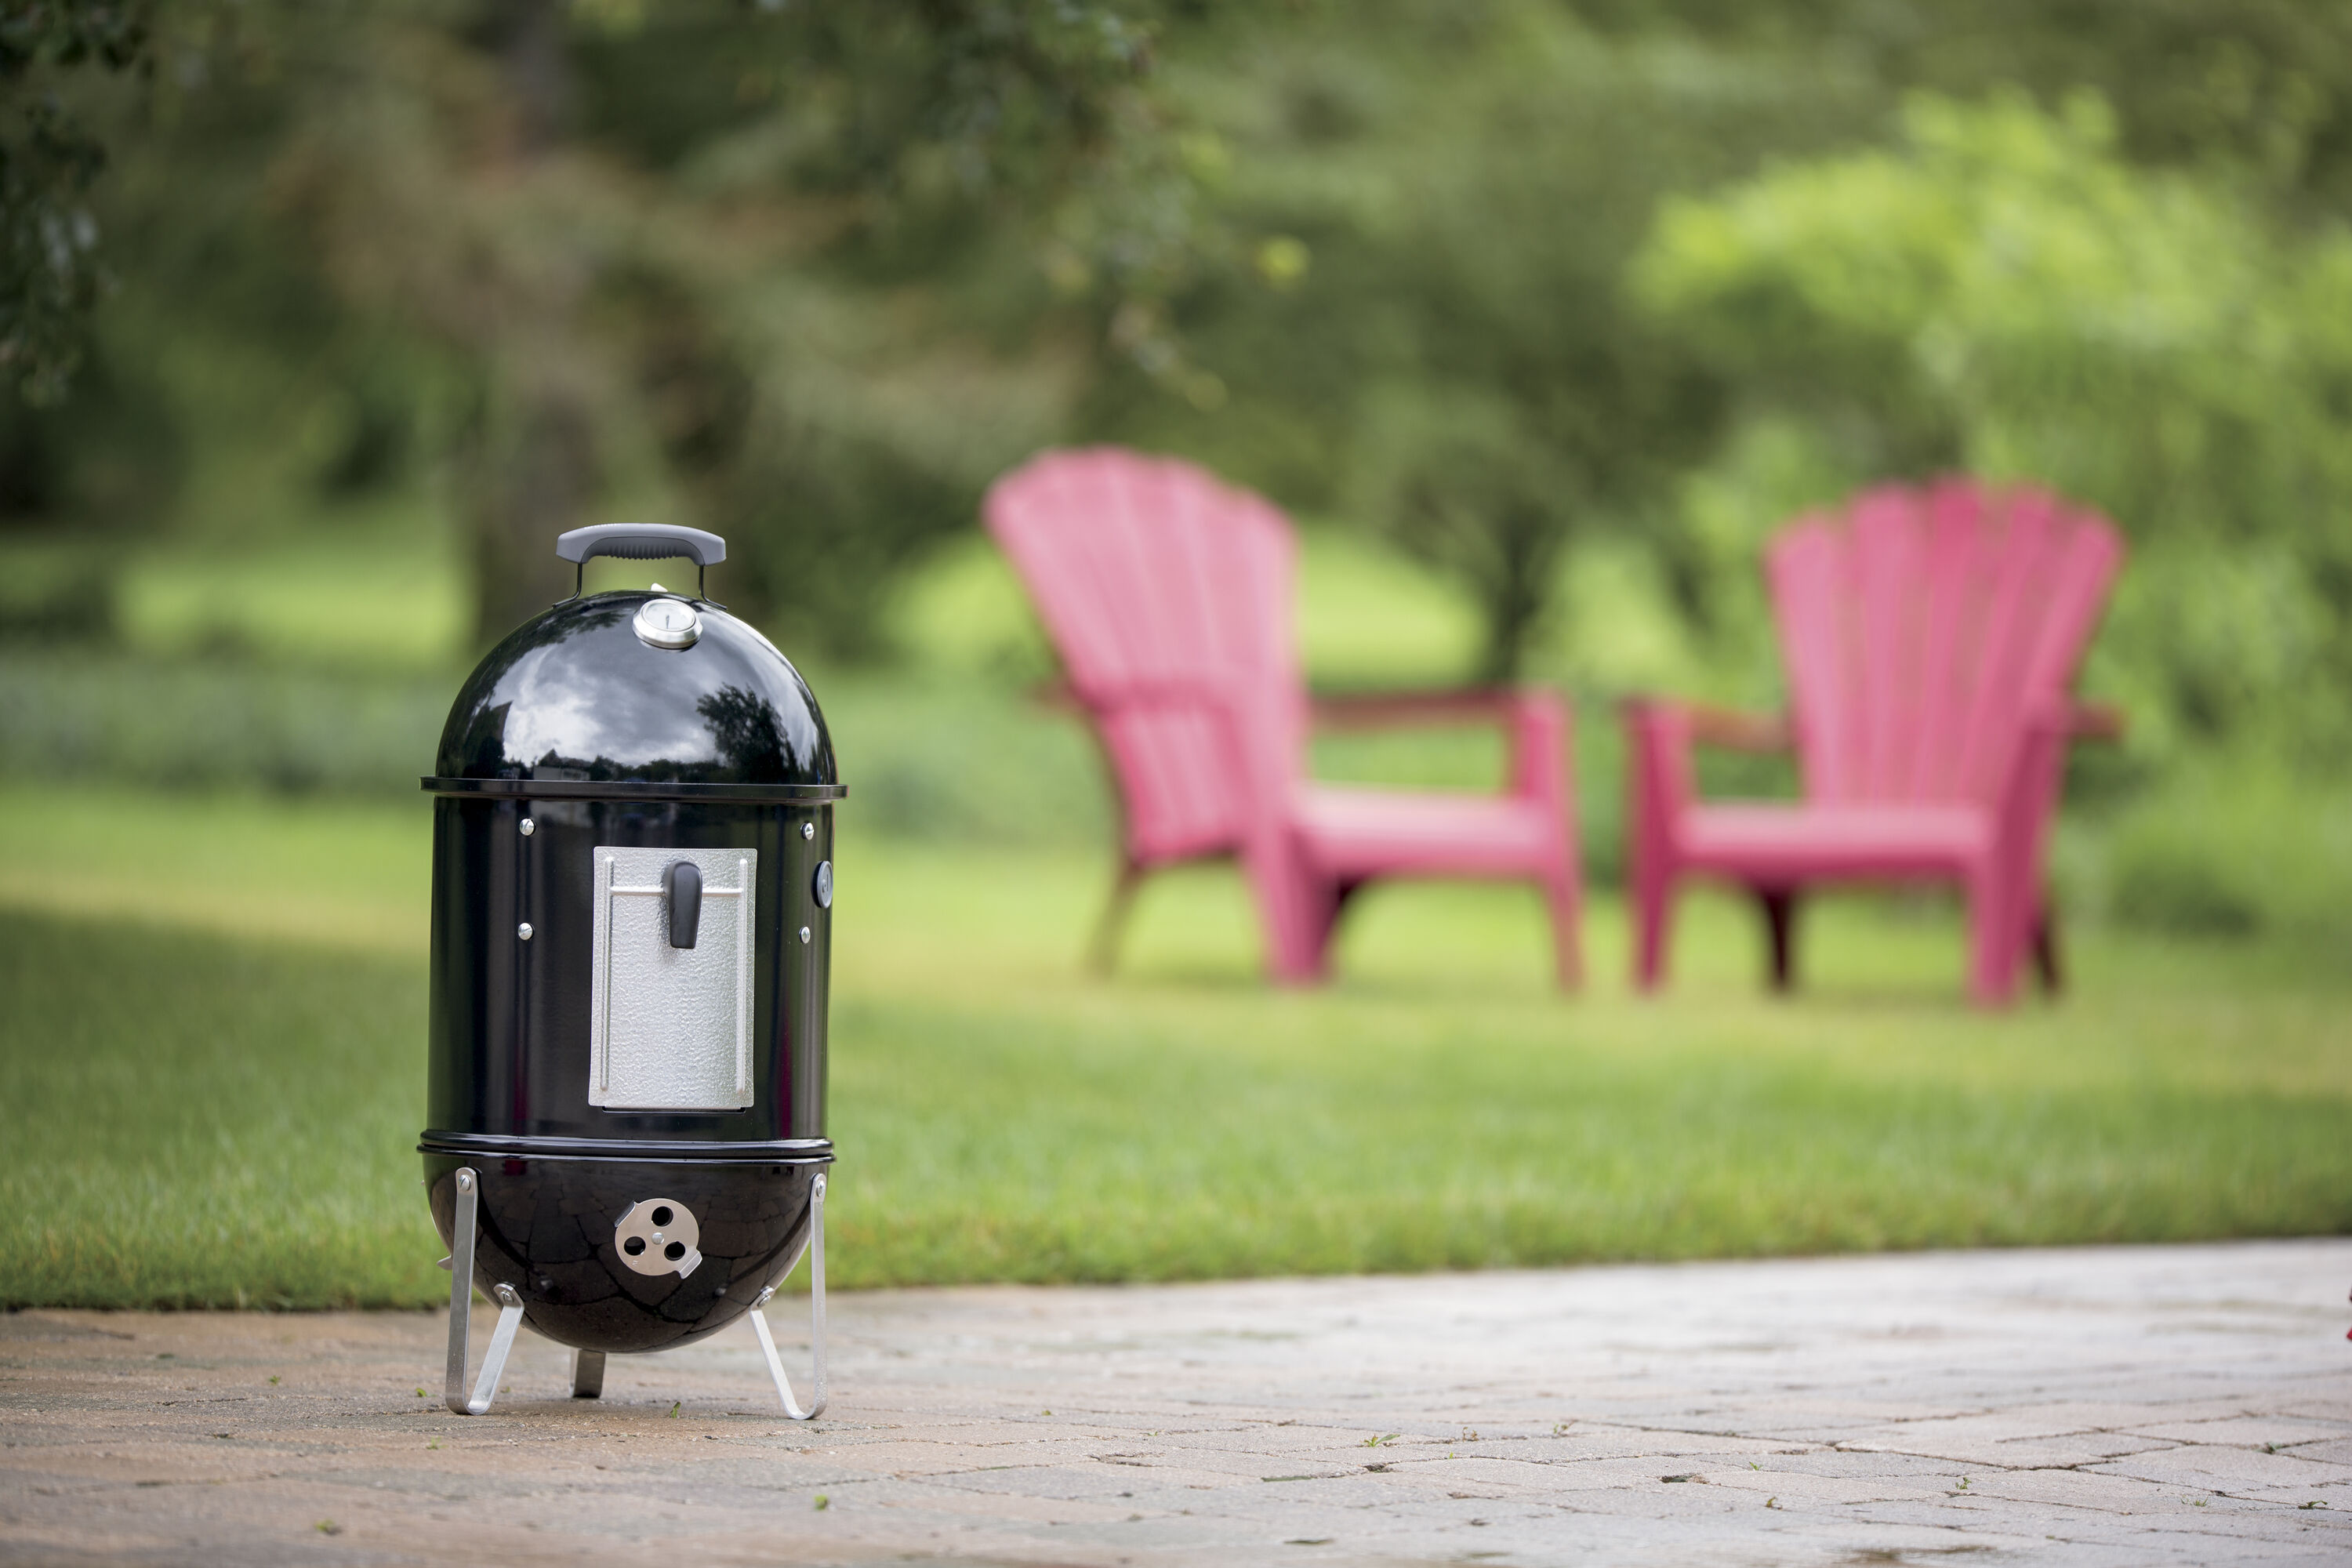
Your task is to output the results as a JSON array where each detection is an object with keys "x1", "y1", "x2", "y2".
[{"x1": 420, "y1": 525, "x2": 840, "y2": 1375}]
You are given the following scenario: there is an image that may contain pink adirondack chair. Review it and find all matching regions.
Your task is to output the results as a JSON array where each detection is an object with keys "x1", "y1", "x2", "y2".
[
  {"x1": 985, "y1": 447, "x2": 1584, "y2": 986},
  {"x1": 1624, "y1": 479, "x2": 2124, "y2": 1006}
]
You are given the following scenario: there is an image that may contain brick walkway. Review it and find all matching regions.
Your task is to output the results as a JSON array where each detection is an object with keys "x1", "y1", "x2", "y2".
[{"x1": 5, "y1": 1240, "x2": 2350, "y2": 1566}]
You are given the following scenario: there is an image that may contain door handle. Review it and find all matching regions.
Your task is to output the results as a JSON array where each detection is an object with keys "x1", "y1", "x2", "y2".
[{"x1": 665, "y1": 861, "x2": 702, "y2": 949}]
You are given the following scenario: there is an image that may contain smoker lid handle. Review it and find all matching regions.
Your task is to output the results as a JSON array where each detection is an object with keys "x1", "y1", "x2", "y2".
[{"x1": 556, "y1": 524, "x2": 727, "y2": 567}]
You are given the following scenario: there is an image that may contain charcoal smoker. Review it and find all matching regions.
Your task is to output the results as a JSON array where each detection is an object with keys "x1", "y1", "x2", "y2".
[{"x1": 420, "y1": 523, "x2": 840, "y2": 1418}]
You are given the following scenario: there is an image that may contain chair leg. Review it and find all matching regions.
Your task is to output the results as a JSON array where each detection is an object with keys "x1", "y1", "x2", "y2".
[
  {"x1": 1263, "y1": 873, "x2": 1340, "y2": 985},
  {"x1": 1634, "y1": 870, "x2": 1674, "y2": 993},
  {"x1": 1965, "y1": 873, "x2": 2020, "y2": 1007},
  {"x1": 1544, "y1": 857, "x2": 1584, "y2": 991},
  {"x1": 2031, "y1": 894, "x2": 2063, "y2": 995},
  {"x1": 1311, "y1": 878, "x2": 1363, "y2": 978},
  {"x1": 1246, "y1": 831, "x2": 1332, "y2": 986},
  {"x1": 1087, "y1": 858, "x2": 1145, "y2": 975},
  {"x1": 1757, "y1": 889, "x2": 1798, "y2": 993}
]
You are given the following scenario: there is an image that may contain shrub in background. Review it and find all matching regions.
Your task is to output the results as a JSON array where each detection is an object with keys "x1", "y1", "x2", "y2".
[
  {"x1": 1634, "y1": 89, "x2": 2352, "y2": 767},
  {"x1": 2095, "y1": 765, "x2": 2352, "y2": 945}
]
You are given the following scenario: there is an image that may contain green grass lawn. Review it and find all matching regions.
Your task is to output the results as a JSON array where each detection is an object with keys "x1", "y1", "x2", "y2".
[{"x1": 2, "y1": 782, "x2": 2347, "y2": 1308}]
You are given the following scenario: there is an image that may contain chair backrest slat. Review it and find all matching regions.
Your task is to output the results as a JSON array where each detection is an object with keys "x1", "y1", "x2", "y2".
[
  {"x1": 1766, "y1": 479, "x2": 2122, "y2": 809},
  {"x1": 1907, "y1": 484, "x2": 1985, "y2": 799},
  {"x1": 1850, "y1": 486, "x2": 1927, "y2": 801},
  {"x1": 985, "y1": 448, "x2": 1303, "y2": 862}
]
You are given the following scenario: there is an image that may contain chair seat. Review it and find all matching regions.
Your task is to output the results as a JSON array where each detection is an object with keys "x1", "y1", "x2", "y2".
[
  {"x1": 1679, "y1": 801, "x2": 1991, "y2": 883},
  {"x1": 1294, "y1": 784, "x2": 1559, "y2": 879}
]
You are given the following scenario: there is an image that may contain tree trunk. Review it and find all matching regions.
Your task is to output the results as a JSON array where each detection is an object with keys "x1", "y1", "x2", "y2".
[
  {"x1": 466, "y1": 0, "x2": 598, "y2": 649},
  {"x1": 469, "y1": 386, "x2": 598, "y2": 645},
  {"x1": 1473, "y1": 499, "x2": 1566, "y2": 684}
]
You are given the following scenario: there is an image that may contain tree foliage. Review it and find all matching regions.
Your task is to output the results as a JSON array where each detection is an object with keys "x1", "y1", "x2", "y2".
[
  {"x1": 247, "y1": 0, "x2": 1196, "y2": 650},
  {"x1": 1635, "y1": 91, "x2": 2352, "y2": 755},
  {"x1": 15, "y1": 0, "x2": 2352, "y2": 753},
  {"x1": 1076, "y1": 1, "x2": 1869, "y2": 680},
  {"x1": 2, "y1": 0, "x2": 1191, "y2": 647},
  {"x1": 1076, "y1": 0, "x2": 2352, "y2": 691},
  {"x1": 0, "y1": 0, "x2": 147, "y2": 402}
]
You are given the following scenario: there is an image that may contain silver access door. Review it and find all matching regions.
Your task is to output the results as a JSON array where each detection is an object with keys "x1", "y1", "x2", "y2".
[{"x1": 588, "y1": 845, "x2": 757, "y2": 1111}]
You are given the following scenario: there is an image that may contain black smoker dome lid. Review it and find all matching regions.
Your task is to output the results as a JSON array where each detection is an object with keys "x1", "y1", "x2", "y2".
[{"x1": 424, "y1": 529, "x2": 839, "y2": 800}]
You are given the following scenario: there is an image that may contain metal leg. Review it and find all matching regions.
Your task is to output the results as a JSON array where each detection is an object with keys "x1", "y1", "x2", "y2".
[
  {"x1": 748, "y1": 1171, "x2": 826, "y2": 1420},
  {"x1": 443, "y1": 1167, "x2": 527, "y2": 1416},
  {"x1": 572, "y1": 1349, "x2": 606, "y2": 1399}
]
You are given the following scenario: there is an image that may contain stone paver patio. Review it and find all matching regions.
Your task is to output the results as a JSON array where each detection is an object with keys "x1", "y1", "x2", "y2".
[{"x1": 5, "y1": 1240, "x2": 2350, "y2": 1566}]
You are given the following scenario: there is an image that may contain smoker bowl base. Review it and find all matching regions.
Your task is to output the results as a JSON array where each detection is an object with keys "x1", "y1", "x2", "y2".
[
  {"x1": 420, "y1": 1143, "x2": 827, "y2": 1354},
  {"x1": 441, "y1": 1163, "x2": 826, "y2": 1419}
]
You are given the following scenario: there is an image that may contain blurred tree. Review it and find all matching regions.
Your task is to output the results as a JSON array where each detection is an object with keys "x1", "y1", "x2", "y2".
[
  {"x1": 0, "y1": 0, "x2": 147, "y2": 404},
  {"x1": 1642, "y1": 0, "x2": 2352, "y2": 213},
  {"x1": 1080, "y1": 0, "x2": 1864, "y2": 681},
  {"x1": 258, "y1": 0, "x2": 1189, "y2": 652},
  {"x1": 1633, "y1": 90, "x2": 2352, "y2": 757},
  {"x1": 0, "y1": 1, "x2": 176, "y2": 644},
  {"x1": 32, "y1": 0, "x2": 2352, "y2": 688},
  {"x1": 585, "y1": 1, "x2": 1203, "y2": 655}
]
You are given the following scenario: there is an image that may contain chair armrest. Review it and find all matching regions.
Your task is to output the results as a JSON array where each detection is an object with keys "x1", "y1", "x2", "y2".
[
  {"x1": 1668, "y1": 700, "x2": 1791, "y2": 753},
  {"x1": 2060, "y1": 700, "x2": 2125, "y2": 742},
  {"x1": 1308, "y1": 687, "x2": 1532, "y2": 731},
  {"x1": 1617, "y1": 697, "x2": 1788, "y2": 816},
  {"x1": 2022, "y1": 698, "x2": 2126, "y2": 742},
  {"x1": 1312, "y1": 687, "x2": 1569, "y2": 804}
]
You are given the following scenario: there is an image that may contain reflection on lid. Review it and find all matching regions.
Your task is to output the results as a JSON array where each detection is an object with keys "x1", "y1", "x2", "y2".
[{"x1": 433, "y1": 593, "x2": 835, "y2": 786}]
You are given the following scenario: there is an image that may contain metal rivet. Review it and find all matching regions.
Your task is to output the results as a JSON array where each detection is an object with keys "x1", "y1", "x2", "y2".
[
  {"x1": 517, "y1": 922, "x2": 534, "y2": 941},
  {"x1": 801, "y1": 822, "x2": 815, "y2": 840},
  {"x1": 520, "y1": 818, "x2": 535, "y2": 837},
  {"x1": 799, "y1": 926, "x2": 811, "y2": 944}
]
